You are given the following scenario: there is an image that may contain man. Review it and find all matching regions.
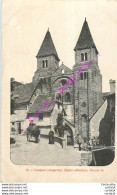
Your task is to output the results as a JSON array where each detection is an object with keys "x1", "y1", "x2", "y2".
[
  {"x1": 48, "y1": 131, "x2": 54, "y2": 144},
  {"x1": 77, "y1": 134, "x2": 82, "y2": 151}
]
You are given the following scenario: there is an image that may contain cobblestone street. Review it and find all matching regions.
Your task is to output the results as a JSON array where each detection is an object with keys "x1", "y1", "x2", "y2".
[{"x1": 10, "y1": 135, "x2": 82, "y2": 166}]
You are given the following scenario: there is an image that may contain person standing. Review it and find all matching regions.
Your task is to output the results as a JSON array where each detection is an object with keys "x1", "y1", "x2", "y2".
[
  {"x1": 48, "y1": 131, "x2": 55, "y2": 144},
  {"x1": 77, "y1": 134, "x2": 82, "y2": 151}
]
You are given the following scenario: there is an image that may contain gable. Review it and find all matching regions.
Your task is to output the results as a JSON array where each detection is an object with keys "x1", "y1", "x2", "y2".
[{"x1": 52, "y1": 64, "x2": 73, "y2": 77}]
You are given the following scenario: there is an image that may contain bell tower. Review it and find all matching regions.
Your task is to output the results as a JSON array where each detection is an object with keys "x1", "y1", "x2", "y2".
[
  {"x1": 33, "y1": 29, "x2": 60, "y2": 82},
  {"x1": 73, "y1": 18, "x2": 102, "y2": 143}
]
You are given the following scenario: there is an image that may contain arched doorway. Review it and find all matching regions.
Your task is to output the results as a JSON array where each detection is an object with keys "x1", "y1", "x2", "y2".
[{"x1": 64, "y1": 124, "x2": 73, "y2": 145}]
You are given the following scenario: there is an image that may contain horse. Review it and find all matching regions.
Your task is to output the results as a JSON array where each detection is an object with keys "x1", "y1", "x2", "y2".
[{"x1": 27, "y1": 123, "x2": 40, "y2": 143}]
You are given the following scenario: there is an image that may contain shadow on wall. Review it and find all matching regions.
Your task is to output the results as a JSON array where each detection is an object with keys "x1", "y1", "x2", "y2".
[
  {"x1": 89, "y1": 147, "x2": 115, "y2": 166},
  {"x1": 99, "y1": 99, "x2": 115, "y2": 146}
]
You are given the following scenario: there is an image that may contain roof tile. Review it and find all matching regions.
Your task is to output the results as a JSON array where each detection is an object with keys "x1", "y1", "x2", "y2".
[{"x1": 28, "y1": 93, "x2": 55, "y2": 113}]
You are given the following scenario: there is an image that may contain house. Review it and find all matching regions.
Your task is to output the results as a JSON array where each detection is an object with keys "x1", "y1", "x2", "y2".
[
  {"x1": 11, "y1": 82, "x2": 38, "y2": 134},
  {"x1": 89, "y1": 80, "x2": 115, "y2": 146}
]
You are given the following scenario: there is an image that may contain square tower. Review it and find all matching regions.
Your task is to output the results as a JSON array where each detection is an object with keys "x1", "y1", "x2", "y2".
[{"x1": 73, "y1": 18, "x2": 103, "y2": 143}]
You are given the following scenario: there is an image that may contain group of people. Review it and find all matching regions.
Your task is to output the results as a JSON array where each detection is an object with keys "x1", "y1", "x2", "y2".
[{"x1": 76, "y1": 135, "x2": 100, "y2": 151}]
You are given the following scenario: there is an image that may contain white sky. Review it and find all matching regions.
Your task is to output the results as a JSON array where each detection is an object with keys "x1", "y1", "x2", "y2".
[{"x1": 2, "y1": 0, "x2": 117, "y2": 92}]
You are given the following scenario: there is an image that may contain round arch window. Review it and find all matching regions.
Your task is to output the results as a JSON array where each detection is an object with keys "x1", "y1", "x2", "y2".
[
  {"x1": 81, "y1": 114, "x2": 87, "y2": 122},
  {"x1": 65, "y1": 92, "x2": 71, "y2": 102},
  {"x1": 82, "y1": 102, "x2": 86, "y2": 107}
]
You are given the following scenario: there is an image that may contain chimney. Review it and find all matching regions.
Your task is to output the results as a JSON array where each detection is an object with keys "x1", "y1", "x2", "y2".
[{"x1": 109, "y1": 79, "x2": 115, "y2": 94}]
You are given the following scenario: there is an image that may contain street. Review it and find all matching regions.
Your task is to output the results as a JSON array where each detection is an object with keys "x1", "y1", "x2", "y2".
[{"x1": 10, "y1": 135, "x2": 82, "y2": 166}]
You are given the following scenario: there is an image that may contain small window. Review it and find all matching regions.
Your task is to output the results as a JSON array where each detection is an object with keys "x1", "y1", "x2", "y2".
[
  {"x1": 81, "y1": 53, "x2": 84, "y2": 61},
  {"x1": 82, "y1": 102, "x2": 86, "y2": 107},
  {"x1": 62, "y1": 69, "x2": 65, "y2": 74},
  {"x1": 85, "y1": 53, "x2": 87, "y2": 60},
  {"x1": 65, "y1": 93, "x2": 71, "y2": 102},
  {"x1": 42, "y1": 60, "x2": 48, "y2": 68},
  {"x1": 45, "y1": 60, "x2": 48, "y2": 67},
  {"x1": 84, "y1": 72, "x2": 88, "y2": 79},
  {"x1": 81, "y1": 114, "x2": 87, "y2": 123},
  {"x1": 42, "y1": 60, "x2": 45, "y2": 68},
  {"x1": 80, "y1": 73, "x2": 83, "y2": 80}
]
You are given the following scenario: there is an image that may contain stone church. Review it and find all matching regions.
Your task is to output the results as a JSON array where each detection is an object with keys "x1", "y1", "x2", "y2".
[{"x1": 11, "y1": 18, "x2": 103, "y2": 144}]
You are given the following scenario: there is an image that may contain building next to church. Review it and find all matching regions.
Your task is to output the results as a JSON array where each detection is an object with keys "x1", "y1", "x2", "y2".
[
  {"x1": 11, "y1": 18, "x2": 103, "y2": 145},
  {"x1": 89, "y1": 78, "x2": 115, "y2": 148}
]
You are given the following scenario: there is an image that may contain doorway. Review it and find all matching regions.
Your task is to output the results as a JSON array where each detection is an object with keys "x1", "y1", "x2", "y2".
[{"x1": 65, "y1": 124, "x2": 73, "y2": 145}]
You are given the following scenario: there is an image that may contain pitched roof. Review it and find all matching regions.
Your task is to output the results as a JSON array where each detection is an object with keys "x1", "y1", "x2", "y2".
[
  {"x1": 36, "y1": 30, "x2": 60, "y2": 61},
  {"x1": 74, "y1": 18, "x2": 98, "y2": 54},
  {"x1": 28, "y1": 93, "x2": 55, "y2": 113},
  {"x1": 13, "y1": 82, "x2": 38, "y2": 104},
  {"x1": 89, "y1": 100, "x2": 106, "y2": 121}
]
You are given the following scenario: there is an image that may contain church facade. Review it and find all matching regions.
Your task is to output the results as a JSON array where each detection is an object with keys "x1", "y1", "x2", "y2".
[{"x1": 12, "y1": 18, "x2": 103, "y2": 144}]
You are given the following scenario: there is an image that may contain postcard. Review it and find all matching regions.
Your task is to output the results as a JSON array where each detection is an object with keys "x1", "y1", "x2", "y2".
[{"x1": 1, "y1": 0, "x2": 117, "y2": 182}]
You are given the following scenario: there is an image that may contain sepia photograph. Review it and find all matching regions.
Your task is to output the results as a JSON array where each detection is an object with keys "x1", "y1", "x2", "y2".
[{"x1": 10, "y1": 17, "x2": 115, "y2": 166}]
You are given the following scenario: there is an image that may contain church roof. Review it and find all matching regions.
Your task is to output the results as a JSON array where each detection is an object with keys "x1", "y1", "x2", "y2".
[
  {"x1": 74, "y1": 18, "x2": 98, "y2": 54},
  {"x1": 28, "y1": 93, "x2": 55, "y2": 113},
  {"x1": 36, "y1": 30, "x2": 60, "y2": 61}
]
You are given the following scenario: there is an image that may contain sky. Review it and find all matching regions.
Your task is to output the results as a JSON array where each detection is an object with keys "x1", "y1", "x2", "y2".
[{"x1": 2, "y1": 0, "x2": 117, "y2": 92}]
